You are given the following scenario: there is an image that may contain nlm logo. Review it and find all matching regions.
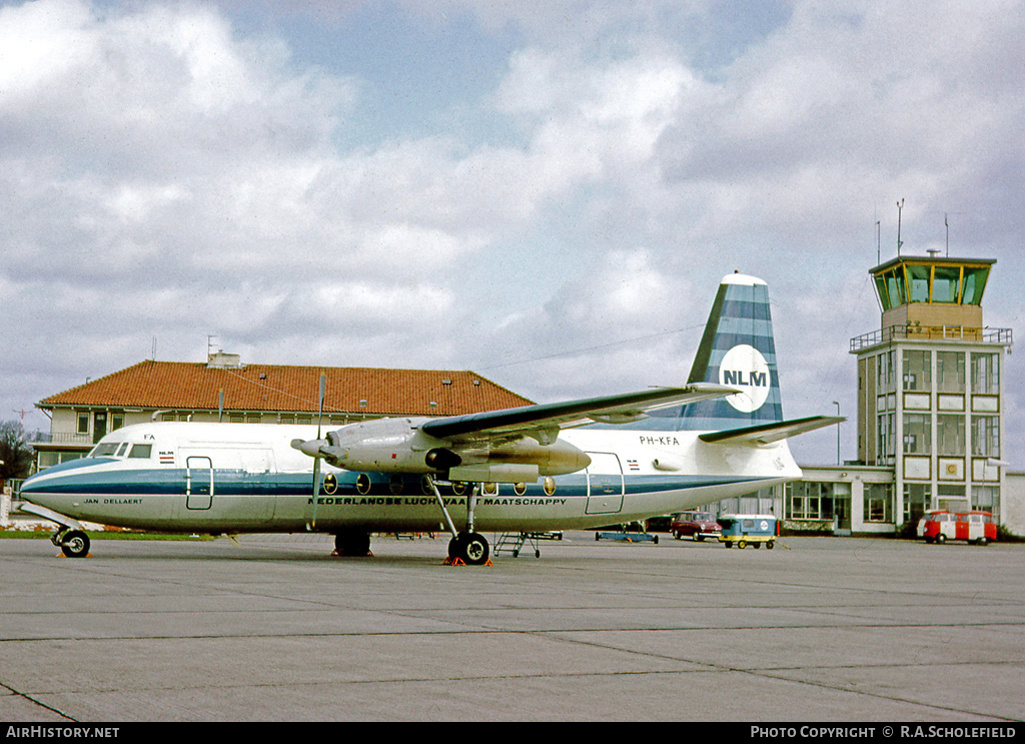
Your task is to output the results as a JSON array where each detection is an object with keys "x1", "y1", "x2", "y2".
[
  {"x1": 718, "y1": 344, "x2": 771, "y2": 413},
  {"x1": 722, "y1": 369, "x2": 768, "y2": 387}
]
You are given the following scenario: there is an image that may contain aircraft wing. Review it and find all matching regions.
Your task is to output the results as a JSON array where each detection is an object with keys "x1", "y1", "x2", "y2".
[
  {"x1": 420, "y1": 383, "x2": 739, "y2": 443},
  {"x1": 698, "y1": 415, "x2": 844, "y2": 445}
]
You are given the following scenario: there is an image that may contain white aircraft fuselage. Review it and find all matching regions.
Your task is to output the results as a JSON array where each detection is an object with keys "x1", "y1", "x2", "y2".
[
  {"x1": 19, "y1": 273, "x2": 838, "y2": 563},
  {"x1": 20, "y1": 420, "x2": 800, "y2": 535}
]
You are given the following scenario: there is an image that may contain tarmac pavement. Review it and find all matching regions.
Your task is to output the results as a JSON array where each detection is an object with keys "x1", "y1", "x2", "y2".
[{"x1": 0, "y1": 531, "x2": 1022, "y2": 722}]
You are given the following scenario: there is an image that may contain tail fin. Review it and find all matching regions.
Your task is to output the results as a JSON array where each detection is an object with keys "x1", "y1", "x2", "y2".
[
  {"x1": 646, "y1": 273, "x2": 783, "y2": 432},
  {"x1": 681, "y1": 272, "x2": 782, "y2": 430}
]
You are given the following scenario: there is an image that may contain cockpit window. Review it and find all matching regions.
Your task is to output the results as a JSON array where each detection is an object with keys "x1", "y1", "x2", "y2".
[
  {"x1": 116, "y1": 442, "x2": 130, "y2": 457},
  {"x1": 90, "y1": 443, "x2": 120, "y2": 457},
  {"x1": 128, "y1": 444, "x2": 153, "y2": 459}
]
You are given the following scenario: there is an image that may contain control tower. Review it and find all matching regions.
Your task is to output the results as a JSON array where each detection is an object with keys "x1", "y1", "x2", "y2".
[{"x1": 850, "y1": 255, "x2": 1012, "y2": 527}]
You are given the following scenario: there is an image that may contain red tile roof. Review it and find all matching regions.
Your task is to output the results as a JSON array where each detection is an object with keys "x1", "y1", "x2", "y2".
[{"x1": 38, "y1": 361, "x2": 533, "y2": 417}]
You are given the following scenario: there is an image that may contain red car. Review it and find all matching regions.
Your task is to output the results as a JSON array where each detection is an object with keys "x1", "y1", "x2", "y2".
[{"x1": 670, "y1": 511, "x2": 722, "y2": 541}]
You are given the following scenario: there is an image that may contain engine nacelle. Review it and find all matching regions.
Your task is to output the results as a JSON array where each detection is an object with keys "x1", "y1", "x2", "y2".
[
  {"x1": 486, "y1": 438, "x2": 591, "y2": 476},
  {"x1": 449, "y1": 463, "x2": 540, "y2": 484},
  {"x1": 296, "y1": 417, "x2": 592, "y2": 478}
]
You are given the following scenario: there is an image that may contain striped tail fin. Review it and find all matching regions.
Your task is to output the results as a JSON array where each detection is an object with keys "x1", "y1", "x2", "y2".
[
  {"x1": 644, "y1": 273, "x2": 783, "y2": 432},
  {"x1": 681, "y1": 272, "x2": 783, "y2": 430}
]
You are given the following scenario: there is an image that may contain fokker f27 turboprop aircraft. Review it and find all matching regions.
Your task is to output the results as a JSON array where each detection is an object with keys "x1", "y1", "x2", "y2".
[{"x1": 20, "y1": 273, "x2": 840, "y2": 564}]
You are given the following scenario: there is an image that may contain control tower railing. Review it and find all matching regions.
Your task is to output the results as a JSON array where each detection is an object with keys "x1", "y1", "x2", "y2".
[{"x1": 850, "y1": 324, "x2": 1013, "y2": 352}]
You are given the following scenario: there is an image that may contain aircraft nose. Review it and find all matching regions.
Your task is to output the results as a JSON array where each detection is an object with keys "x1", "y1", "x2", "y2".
[{"x1": 17, "y1": 471, "x2": 55, "y2": 509}]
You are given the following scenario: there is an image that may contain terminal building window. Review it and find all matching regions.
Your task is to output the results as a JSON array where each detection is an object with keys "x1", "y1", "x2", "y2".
[
  {"x1": 877, "y1": 350, "x2": 895, "y2": 392},
  {"x1": 904, "y1": 483, "x2": 931, "y2": 523},
  {"x1": 972, "y1": 485, "x2": 999, "y2": 512},
  {"x1": 875, "y1": 269, "x2": 906, "y2": 311},
  {"x1": 864, "y1": 483, "x2": 893, "y2": 523},
  {"x1": 938, "y1": 484, "x2": 967, "y2": 510},
  {"x1": 937, "y1": 352, "x2": 965, "y2": 393},
  {"x1": 971, "y1": 353, "x2": 999, "y2": 394},
  {"x1": 937, "y1": 414, "x2": 965, "y2": 455},
  {"x1": 931, "y1": 265, "x2": 962, "y2": 303},
  {"x1": 903, "y1": 414, "x2": 931, "y2": 455},
  {"x1": 971, "y1": 415, "x2": 1000, "y2": 457},
  {"x1": 907, "y1": 264, "x2": 931, "y2": 303},
  {"x1": 786, "y1": 482, "x2": 835, "y2": 521},
  {"x1": 903, "y1": 350, "x2": 931, "y2": 391},
  {"x1": 877, "y1": 412, "x2": 895, "y2": 463},
  {"x1": 960, "y1": 265, "x2": 990, "y2": 305}
]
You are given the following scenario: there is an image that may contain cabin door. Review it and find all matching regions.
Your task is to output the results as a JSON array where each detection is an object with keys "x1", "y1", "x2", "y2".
[
  {"x1": 585, "y1": 452, "x2": 624, "y2": 515},
  {"x1": 185, "y1": 456, "x2": 214, "y2": 510}
]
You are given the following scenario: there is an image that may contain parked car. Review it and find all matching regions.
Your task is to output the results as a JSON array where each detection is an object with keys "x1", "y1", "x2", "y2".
[
  {"x1": 670, "y1": 511, "x2": 722, "y2": 541},
  {"x1": 923, "y1": 510, "x2": 996, "y2": 545}
]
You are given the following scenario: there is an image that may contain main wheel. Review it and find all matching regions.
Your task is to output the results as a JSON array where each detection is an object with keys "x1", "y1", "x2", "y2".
[
  {"x1": 61, "y1": 530, "x2": 90, "y2": 558},
  {"x1": 737, "y1": 539, "x2": 747, "y2": 549},
  {"x1": 450, "y1": 532, "x2": 490, "y2": 565},
  {"x1": 334, "y1": 530, "x2": 371, "y2": 556}
]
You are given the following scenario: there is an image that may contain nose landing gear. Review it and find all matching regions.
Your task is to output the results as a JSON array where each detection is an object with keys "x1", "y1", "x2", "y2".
[{"x1": 55, "y1": 528, "x2": 91, "y2": 558}]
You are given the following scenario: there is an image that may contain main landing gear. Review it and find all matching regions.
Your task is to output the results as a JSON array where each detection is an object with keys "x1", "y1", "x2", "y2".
[
  {"x1": 328, "y1": 477, "x2": 491, "y2": 565},
  {"x1": 427, "y1": 475, "x2": 491, "y2": 566},
  {"x1": 447, "y1": 530, "x2": 490, "y2": 566},
  {"x1": 333, "y1": 529, "x2": 372, "y2": 557}
]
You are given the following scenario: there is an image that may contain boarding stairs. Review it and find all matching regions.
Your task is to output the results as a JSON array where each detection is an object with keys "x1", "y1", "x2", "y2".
[{"x1": 493, "y1": 531, "x2": 563, "y2": 558}]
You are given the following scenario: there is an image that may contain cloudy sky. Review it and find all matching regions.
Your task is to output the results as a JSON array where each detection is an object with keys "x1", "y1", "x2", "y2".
[{"x1": 1, "y1": 0, "x2": 1022, "y2": 465}]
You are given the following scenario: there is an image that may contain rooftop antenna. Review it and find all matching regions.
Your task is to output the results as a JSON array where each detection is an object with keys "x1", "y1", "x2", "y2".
[
  {"x1": 876, "y1": 219, "x2": 881, "y2": 264},
  {"x1": 896, "y1": 199, "x2": 904, "y2": 257},
  {"x1": 945, "y1": 212, "x2": 949, "y2": 256}
]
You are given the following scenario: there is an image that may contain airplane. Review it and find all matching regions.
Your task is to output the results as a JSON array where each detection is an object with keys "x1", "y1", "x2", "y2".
[{"x1": 18, "y1": 273, "x2": 841, "y2": 565}]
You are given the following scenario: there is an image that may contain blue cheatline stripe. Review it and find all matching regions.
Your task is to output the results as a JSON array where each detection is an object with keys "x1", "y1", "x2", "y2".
[{"x1": 22, "y1": 466, "x2": 766, "y2": 501}]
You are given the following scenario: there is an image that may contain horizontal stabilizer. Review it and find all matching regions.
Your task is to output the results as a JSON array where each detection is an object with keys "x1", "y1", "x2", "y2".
[{"x1": 699, "y1": 415, "x2": 844, "y2": 445}]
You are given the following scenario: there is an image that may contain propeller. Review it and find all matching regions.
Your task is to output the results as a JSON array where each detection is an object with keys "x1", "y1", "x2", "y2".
[{"x1": 307, "y1": 371, "x2": 326, "y2": 531}]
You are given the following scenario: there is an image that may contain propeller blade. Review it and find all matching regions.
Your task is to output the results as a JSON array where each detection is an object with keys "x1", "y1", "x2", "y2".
[
  {"x1": 308, "y1": 371, "x2": 327, "y2": 531},
  {"x1": 310, "y1": 455, "x2": 321, "y2": 530}
]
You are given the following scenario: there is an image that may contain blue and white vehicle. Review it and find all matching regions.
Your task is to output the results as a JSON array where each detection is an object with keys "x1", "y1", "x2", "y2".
[
  {"x1": 717, "y1": 514, "x2": 779, "y2": 549},
  {"x1": 20, "y1": 274, "x2": 839, "y2": 565}
]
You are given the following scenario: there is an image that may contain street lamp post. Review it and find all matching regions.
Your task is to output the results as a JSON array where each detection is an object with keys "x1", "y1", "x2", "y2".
[{"x1": 832, "y1": 401, "x2": 841, "y2": 465}]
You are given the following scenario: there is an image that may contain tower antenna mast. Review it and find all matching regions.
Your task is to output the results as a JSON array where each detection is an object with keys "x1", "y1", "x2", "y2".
[{"x1": 896, "y1": 199, "x2": 904, "y2": 257}]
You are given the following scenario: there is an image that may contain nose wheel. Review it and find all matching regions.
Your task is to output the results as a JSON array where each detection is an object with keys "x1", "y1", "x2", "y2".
[{"x1": 55, "y1": 529, "x2": 91, "y2": 558}]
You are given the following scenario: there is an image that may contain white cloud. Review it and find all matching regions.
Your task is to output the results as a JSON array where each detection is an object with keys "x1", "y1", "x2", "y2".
[{"x1": 1, "y1": 0, "x2": 1022, "y2": 468}]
